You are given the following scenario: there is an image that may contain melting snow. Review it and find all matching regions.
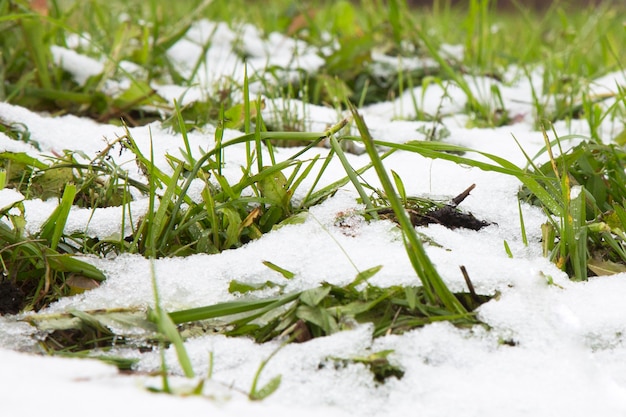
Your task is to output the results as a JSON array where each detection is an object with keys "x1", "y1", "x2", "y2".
[{"x1": 1, "y1": 18, "x2": 626, "y2": 417}]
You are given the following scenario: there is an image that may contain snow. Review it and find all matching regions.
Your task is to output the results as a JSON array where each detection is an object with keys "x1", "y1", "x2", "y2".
[
  {"x1": 51, "y1": 45, "x2": 104, "y2": 86},
  {"x1": 0, "y1": 188, "x2": 24, "y2": 211},
  {"x1": 165, "y1": 20, "x2": 324, "y2": 94},
  {"x1": 2, "y1": 18, "x2": 626, "y2": 417}
]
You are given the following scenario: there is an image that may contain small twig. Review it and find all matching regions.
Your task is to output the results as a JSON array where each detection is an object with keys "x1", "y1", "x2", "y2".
[
  {"x1": 459, "y1": 265, "x2": 480, "y2": 302},
  {"x1": 451, "y1": 183, "x2": 476, "y2": 207},
  {"x1": 385, "y1": 307, "x2": 403, "y2": 336}
]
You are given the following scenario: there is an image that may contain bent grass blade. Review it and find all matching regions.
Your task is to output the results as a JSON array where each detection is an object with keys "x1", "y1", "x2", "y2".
[{"x1": 348, "y1": 102, "x2": 468, "y2": 315}]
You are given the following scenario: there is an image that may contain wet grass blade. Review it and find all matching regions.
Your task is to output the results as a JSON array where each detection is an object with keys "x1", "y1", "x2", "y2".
[
  {"x1": 153, "y1": 304, "x2": 195, "y2": 378},
  {"x1": 168, "y1": 293, "x2": 300, "y2": 325},
  {"x1": 249, "y1": 344, "x2": 283, "y2": 401},
  {"x1": 45, "y1": 253, "x2": 106, "y2": 281},
  {"x1": 302, "y1": 148, "x2": 396, "y2": 208},
  {"x1": 563, "y1": 183, "x2": 588, "y2": 281},
  {"x1": 153, "y1": 163, "x2": 185, "y2": 255},
  {"x1": 348, "y1": 103, "x2": 467, "y2": 315},
  {"x1": 39, "y1": 184, "x2": 77, "y2": 251},
  {"x1": 347, "y1": 138, "x2": 564, "y2": 217},
  {"x1": 328, "y1": 134, "x2": 377, "y2": 219},
  {"x1": 262, "y1": 261, "x2": 295, "y2": 279},
  {"x1": 149, "y1": 251, "x2": 195, "y2": 378}
]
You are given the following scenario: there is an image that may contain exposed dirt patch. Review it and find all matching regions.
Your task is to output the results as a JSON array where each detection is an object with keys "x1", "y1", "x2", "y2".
[{"x1": 0, "y1": 281, "x2": 25, "y2": 315}]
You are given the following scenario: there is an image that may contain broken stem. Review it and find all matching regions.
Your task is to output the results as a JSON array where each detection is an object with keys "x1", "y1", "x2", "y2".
[
  {"x1": 451, "y1": 184, "x2": 476, "y2": 207},
  {"x1": 460, "y1": 265, "x2": 480, "y2": 303}
]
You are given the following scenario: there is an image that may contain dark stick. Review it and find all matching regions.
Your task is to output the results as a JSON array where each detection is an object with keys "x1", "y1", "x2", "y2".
[
  {"x1": 459, "y1": 265, "x2": 480, "y2": 302},
  {"x1": 451, "y1": 184, "x2": 476, "y2": 207}
]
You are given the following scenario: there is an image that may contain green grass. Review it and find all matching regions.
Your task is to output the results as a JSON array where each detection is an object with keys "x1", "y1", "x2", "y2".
[
  {"x1": 519, "y1": 138, "x2": 626, "y2": 280},
  {"x1": 0, "y1": 189, "x2": 106, "y2": 311},
  {"x1": 2, "y1": 0, "x2": 624, "y2": 126},
  {"x1": 2, "y1": 0, "x2": 626, "y2": 400}
]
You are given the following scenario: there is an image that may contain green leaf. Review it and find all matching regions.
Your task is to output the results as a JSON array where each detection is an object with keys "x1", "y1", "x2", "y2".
[
  {"x1": 330, "y1": 1, "x2": 358, "y2": 35},
  {"x1": 391, "y1": 170, "x2": 407, "y2": 204},
  {"x1": 223, "y1": 103, "x2": 245, "y2": 130},
  {"x1": 405, "y1": 286, "x2": 418, "y2": 310},
  {"x1": 296, "y1": 305, "x2": 338, "y2": 335},
  {"x1": 228, "y1": 279, "x2": 282, "y2": 294},
  {"x1": 350, "y1": 103, "x2": 468, "y2": 315},
  {"x1": 328, "y1": 134, "x2": 377, "y2": 219},
  {"x1": 300, "y1": 286, "x2": 331, "y2": 307},
  {"x1": 169, "y1": 293, "x2": 300, "y2": 324},
  {"x1": 0, "y1": 152, "x2": 48, "y2": 170},
  {"x1": 114, "y1": 79, "x2": 164, "y2": 108},
  {"x1": 39, "y1": 184, "x2": 77, "y2": 250},
  {"x1": 332, "y1": 299, "x2": 380, "y2": 317},
  {"x1": 258, "y1": 168, "x2": 290, "y2": 209},
  {"x1": 388, "y1": 0, "x2": 404, "y2": 44},
  {"x1": 276, "y1": 212, "x2": 308, "y2": 227},
  {"x1": 46, "y1": 254, "x2": 106, "y2": 281},
  {"x1": 69, "y1": 310, "x2": 112, "y2": 334},
  {"x1": 250, "y1": 374, "x2": 281, "y2": 401},
  {"x1": 249, "y1": 342, "x2": 284, "y2": 400},
  {"x1": 348, "y1": 265, "x2": 383, "y2": 289},
  {"x1": 588, "y1": 258, "x2": 626, "y2": 276},
  {"x1": 567, "y1": 185, "x2": 588, "y2": 281},
  {"x1": 153, "y1": 306, "x2": 195, "y2": 378},
  {"x1": 262, "y1": 261, "x2": 295, "y2": 279},
  {"x1": 219, "y1": 207, "x2": 243, "y2": 248},
  {"x1": 503, "y1": 240, "x2": 513, "y2": 258},
  {"x1": 151, "y1": 162, "x2": 184, "y2": 254},
  {"x1": 259, "y1": 205, "x2": 284, "y2": 231}
]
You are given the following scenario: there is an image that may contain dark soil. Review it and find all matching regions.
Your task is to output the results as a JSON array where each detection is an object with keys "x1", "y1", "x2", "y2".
[{"x1": 0, "y1": 281, "x2": 25, "y2": 315}]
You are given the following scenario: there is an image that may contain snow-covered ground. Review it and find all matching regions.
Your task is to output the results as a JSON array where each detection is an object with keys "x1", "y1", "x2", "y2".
[{"x1": 1, "y1": 19, "x2": 626, "y2": 417}]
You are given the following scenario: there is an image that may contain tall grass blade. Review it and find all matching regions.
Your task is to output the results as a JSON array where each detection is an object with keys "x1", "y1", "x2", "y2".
[
  {"x1": 169, "y1": 293, "x2": 300, "y2": 324},
  {"x1": 328, "y1": 134, "x2": 377, "y2": 219},
  {"x1": 40, "y1": 184, "x2": 77, "y2": 251},
  {"x1": 348, "y1": 103, "x2": 467, "y2": 314}
]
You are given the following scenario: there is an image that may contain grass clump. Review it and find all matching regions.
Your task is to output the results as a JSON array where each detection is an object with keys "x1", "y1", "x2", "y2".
[
  {"x1": 26, "y1": 265, "x2": 490, "y2": 375},
  {"x1": 520, "y1": 139, "x2": 626, "y2": 280},
  {"x1": 170, "y1": 279, "x2": 488, "y2": 344},
  {"x1": 125, "y1": 115, "x2": 348, "y2": 257},
  {"x1": 0, "y1": 190, "x2": 105, "y2": 312},
  {"x1": 3, "y1": 0, "x2": 625, "y2": 130},
  {"x1": 0, "y1": 0, "x2": 204, "y2": 123},
  {"x1": 0, "y1": 149, "x2": 143, "y2": 208}
]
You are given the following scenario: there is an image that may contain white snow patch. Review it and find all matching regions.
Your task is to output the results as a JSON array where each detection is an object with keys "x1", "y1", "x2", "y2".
[{"x1": 1, "y1": 17, "x2": 626, "y2": 417}]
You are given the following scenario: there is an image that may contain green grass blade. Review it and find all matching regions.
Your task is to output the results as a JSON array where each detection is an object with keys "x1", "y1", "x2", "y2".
[
  {"x1": 147, "y1": 248, "x2": 195, "y2": 378},
  {"x1": 328, "y1": 134, "x2": 377, "y2": 219},
  {"x1": 262, "y1": 261, "x2": 295, "y2": 279},
  {"x1": 155, "y1": 305, "x2": 195, "y2": 378},
  {"x1": 303, "y1": 148, "x2": 396, "y2": 208},
  {"x1": 174, "y1": 99, "x2": 193, "y2": 164},
  {"x1": 153, "y1": 163, "x2": 185, "y2": 254},
  {"x1": 348, "y1": 103, "x2": 467, "y2": 315},
  {"x1": 168, "y1": 293, "x2": 300, "y2": 324},
  {"x1": 567, "y1": 185, "x2": 589, "y2": 281},
  {"x1": 39, "y1": 184, "x2": 77, "y2": 251},
  {"x1": 249, "y1": 344, "x2": 283, "y2": 401},
  {"x1": 45, "y1": 253, "x2": 106, "y2": 281},
  {"x1": 348, "y1": 138, "x2": 564, "y2": 217}
]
